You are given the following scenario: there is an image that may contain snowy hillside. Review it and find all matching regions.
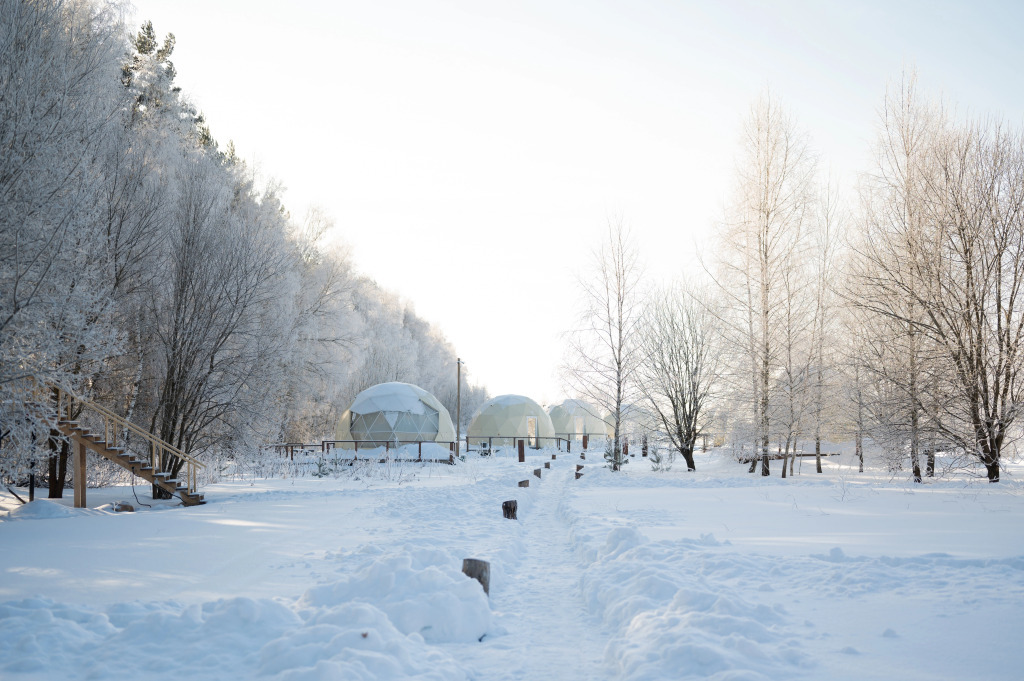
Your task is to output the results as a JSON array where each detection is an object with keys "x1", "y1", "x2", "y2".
[{"x1": 1, "y1": 448, "x2": 1022, "y2": 680}]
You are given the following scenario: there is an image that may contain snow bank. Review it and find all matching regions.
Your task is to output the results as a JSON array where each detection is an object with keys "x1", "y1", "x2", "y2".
[
  {"x1": 259, "y1": 602, "x2": 469, "y2": 680},
  {"x1": 4, "y1": 499, "x2": 83, "y2": 520},
  {"x1": 571, "y1": 524, "x2": 811, "y2": 681},
  {"x1": 0, "y1": 546, "x2": 489, "y2": 680},
  {"x1": 300, "y1": 547, "x2": 491, "y2": 644}
]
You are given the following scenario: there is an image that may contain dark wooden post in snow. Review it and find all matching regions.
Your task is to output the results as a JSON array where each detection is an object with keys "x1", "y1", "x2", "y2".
[
  {"x1": 518, "y1": 479, "x2": 530, "y2": 488},
  {"x1": 544, "y1": 461, "x2": 550, "y2": 469},
  {"x1": 73, "y1": 441, "x2": 87, "y2": 508},
  {"x1": 533, "y1": 468, "x2": 542, "y2": 478},
  {"x1": 582, "y1": 434, "x2": 589, "y2": 450},
  {"x1": 551, "y1": 453, "x2": 557, "y2": 460},
  {"x1": 576, "y1": 464, "x2": 584, "y2": 472},
  {"x1": 518, "y1": 440, "x2": 525, "y2": 462},
  {"x1": 462, "y1": 558, "x2": 491, "y2": 595},
  {"x1": 502, "y1": 500, "x2": 517, "y2": 519}
]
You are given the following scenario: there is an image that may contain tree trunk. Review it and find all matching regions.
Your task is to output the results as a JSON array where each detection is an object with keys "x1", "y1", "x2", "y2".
[
  {"x1": 815, "y1": 436, "x2": 822, "y2": 474},
  {"x1": 681, "y1": 448, "x2": 696, "y2": 472},
  {"x1": 48, "y1": 439, "x2": 69, "y2": 498},
  {"x1": 780, "y1": 444, "x2": 788, "y2": 479},
  {"x1": 856, "y1": 431, "x2": 863, "y2": 473}
]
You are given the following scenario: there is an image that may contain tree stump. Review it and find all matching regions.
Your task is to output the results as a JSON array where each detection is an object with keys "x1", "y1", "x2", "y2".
[
  {"x1": 462, "y1": 558, "x2": 490, "y2": 595},
  {"x1": 518, "y1": 479, "x2": 530, "y2": 488},
  {"x1": 502, "y1": 500, "x2": 517, "y2": 520},
  {"x1": 533, "y1": 468, "x2": 542, "y2": 478}
]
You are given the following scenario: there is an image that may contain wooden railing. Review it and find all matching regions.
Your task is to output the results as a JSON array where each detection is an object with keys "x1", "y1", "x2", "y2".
[{"x1": 50, "y1": 386, "x2": 205, "y2": 495}]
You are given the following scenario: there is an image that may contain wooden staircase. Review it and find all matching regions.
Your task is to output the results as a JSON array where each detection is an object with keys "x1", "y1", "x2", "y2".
[{"x1": 46, "y1": 387, "x2": 205, "y2": 507}]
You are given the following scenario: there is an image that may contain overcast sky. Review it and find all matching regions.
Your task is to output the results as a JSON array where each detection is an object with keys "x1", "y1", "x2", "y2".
[{"x1": 129, "y1": 0, "x2": 1024, "y2": 404}]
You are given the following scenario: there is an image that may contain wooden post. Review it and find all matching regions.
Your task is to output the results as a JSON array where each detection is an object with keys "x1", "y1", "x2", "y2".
[
  {"x1": 551, "y1": 453, "x2": 557, "y2": 460},
  {"x1": 567, "y1": 440, "x2": 571, "y2": 453},
  {"x1": 502, "y1": 500, "x2": 517, "y2": 520},
  {"x1": 73, "y1": 440, "x2": 87, "y2": 508},
  {"x1": 462, "y1": 558, "x2": 491, "y2": 596},
  {"x1": 576, "y1": 464, "x2": 584, "y2": 472},
  {"x1": 518, "y1": 479, "x2": 530, "y2": 487},
  {"x1": 575, "y1": 471, "x2": 583, "y2": 480},
  {"x1": 582, "y1": 434, "x2": 589, "y2": 450},
  {"x1": 544, "y1": 461, "x2": 550, "y2": 469},
  {"x1": 518, "y1": 440, "x2": 525, "y2": 462},
  {"x1": 580, "y1": 452, "x2": 585, "y2": 460},
  {"x1": 533, "y1": 468, "x2": 542, "y2": 478}
]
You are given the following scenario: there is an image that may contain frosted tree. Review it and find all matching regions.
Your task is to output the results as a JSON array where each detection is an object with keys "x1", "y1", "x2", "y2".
[
  {"x1": 0, "y1": 0, "x2": 124, "y2": 483},
  {"x1": 854, "y1": 75, "x2": 937, "y2": 482},
  {"x1": 712, "y1": 93, "x2": 817, "y2": 476},
  {"x1": 564, "y1": 220, "x2": 645, "y2": 471}
]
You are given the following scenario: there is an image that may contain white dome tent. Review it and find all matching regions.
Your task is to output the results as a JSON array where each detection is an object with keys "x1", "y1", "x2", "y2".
[
  {"x1": 467, "y1": 394, "x2": 555, "y2": 448},
  {"x1": 335, "y1": 382, "x2": 456, "y2": 449},
  {"x1": 547, "y1": 399, "x2": 608, "y2": 441}
]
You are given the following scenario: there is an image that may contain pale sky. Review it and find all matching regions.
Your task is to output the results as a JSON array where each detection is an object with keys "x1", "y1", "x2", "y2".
[{"x1": 129, "y1": 0, "x2": 1024, "y2": 404}]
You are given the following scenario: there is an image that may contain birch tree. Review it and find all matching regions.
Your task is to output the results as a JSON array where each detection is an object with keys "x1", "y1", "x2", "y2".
[
  {"x1": 564, "y1": 220, "x2": 645, "y2": 471},
  {"x1": 713, "y1": 93, "x2": 817, "y2": 476}
]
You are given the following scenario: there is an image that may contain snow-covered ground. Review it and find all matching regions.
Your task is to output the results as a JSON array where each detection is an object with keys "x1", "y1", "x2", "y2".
[{"x1": 1, "y1": 447, "x2": 1022, "y2": 680}]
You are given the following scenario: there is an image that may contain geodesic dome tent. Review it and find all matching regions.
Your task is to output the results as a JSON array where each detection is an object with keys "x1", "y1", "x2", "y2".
[
  {"x1": 547, "y1": 399, "x2": 608, "y2": 441},
  {"x1": 335, "y1": 382, "x2": 455, "y2": 448},
  {"x1": 467, "y1": 394, "x2": 555, "y2": 447},
  {"x1": 603, "y1": 403, "x2": 658, "y2": 438}
]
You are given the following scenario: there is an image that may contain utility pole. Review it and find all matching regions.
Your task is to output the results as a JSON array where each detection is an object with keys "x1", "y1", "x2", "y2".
[{"x1": 456, "y1": 357, "x2": 464, "y2": 456}]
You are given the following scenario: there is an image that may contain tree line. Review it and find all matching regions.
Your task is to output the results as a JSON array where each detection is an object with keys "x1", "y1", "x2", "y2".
[
  {"x1": 568, "y1": 76, "x2": 1024, "y2": 482},
  {"x1": 0, "y1": 0, "x2": 486, "y2": 493}
]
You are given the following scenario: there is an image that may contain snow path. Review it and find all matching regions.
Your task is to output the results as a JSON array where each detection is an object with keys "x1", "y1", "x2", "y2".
[{"x1": 451, "y1": 465, "x2": 613, "y2": 681}]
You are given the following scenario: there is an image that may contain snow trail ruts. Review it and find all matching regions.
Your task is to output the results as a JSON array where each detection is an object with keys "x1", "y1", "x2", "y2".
[{"x1": 451, "y1": 465, "x2": 613, "y2": 680}]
